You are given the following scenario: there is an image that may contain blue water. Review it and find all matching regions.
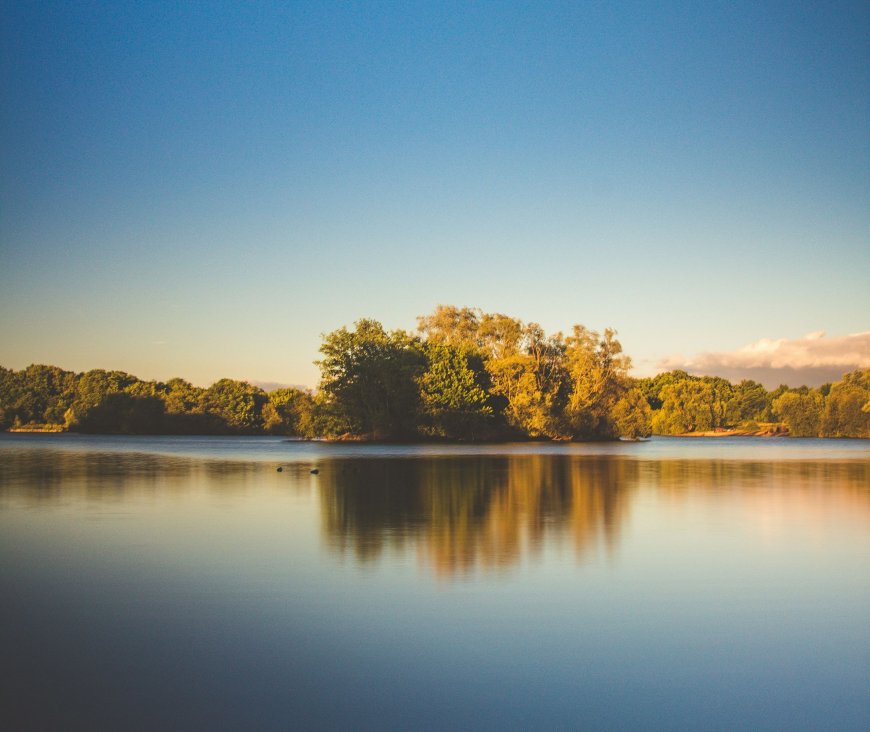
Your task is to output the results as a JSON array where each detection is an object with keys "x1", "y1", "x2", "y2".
[
  {"x1": 1, "y1": 431, "x2": 867, "y2": 461},
  {"x1": 1, "y1": 435, "x2": 868, "y2": 730}
]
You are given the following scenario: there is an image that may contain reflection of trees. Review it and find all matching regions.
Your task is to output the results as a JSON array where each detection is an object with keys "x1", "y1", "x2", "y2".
[
  {"x1": 0, "y1": 449, "x2": 277, "y2": 503},
  {"x1": 319, "y1": 456, "x2": 870, "y2": 578},
  {"x1": 644, "y1": 459, "x2": 870, "y2": 498},
  {"x1": 319, "y1": 456, "x2": 638, "y2": 577}
]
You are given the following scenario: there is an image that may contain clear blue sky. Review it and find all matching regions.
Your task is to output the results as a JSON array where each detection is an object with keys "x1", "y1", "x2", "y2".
[{"x1": 2, "y1": 1, "x2": 868, "y2": 387}]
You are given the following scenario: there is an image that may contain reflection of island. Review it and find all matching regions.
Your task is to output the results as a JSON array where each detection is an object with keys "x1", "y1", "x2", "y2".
[
  {"x1": 319, "y1": 456, "x2": 637, "y2": 577},
  {"x1": 319, "y1": 456, "x2": 870, "y2": 578},
  {"x1": 0, "y1": 448, "x2": 294, "y2": 501}
]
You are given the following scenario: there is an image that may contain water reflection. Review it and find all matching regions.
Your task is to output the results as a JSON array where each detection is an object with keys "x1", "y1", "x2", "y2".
[
  {"x1": 2, "y1": 439, "x2": 868, "y2": 730},
  {"x1": 319, "y1": 456, "x2": 635, "y2": 575},
  {"x1": 0, "y1": 448, "x2": 309, "y2": 505},
  {"x1": 3, "y1": 446, "x2": 868, "y2": 580},
  {"x1": 319, "y1": 456, "x2": 870, "y2": 577}
]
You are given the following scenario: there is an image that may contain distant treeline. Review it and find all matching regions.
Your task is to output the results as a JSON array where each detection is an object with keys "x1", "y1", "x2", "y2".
[
  {"x1": 2, "y1": 306, "x2": 869, "y2": 439},
  {"x1": 637, "y1": 368, "x2": 869, "y2": 438}
]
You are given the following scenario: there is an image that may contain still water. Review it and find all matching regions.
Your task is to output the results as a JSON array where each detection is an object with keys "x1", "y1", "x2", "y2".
[{"x1": 1, "y1": 435, "x2": 868, "y2": 730}]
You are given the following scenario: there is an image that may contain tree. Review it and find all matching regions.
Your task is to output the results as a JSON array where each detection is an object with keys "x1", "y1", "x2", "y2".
[
  {"x1": 725, "y1": 380, "x2": 768, "y2": 426},
  {"x1": 417, "y1": 305, "x2": 482, "y2": 351},
  {"x1": 563, "y1": 326, "x2": 630, "y2": 439},
  {"x1": 266, "y1": 388, "x2": 316, "y2": 436},
  {"x1": 64, "y1": 370, "x2": 139, "y2": 429},
  {"x1": 772, "y1": 390, "x2": 823, "y2": 437},
  {"x1": 418, "y1": 342, "x2": 492, "y2": 439},
  {"x1": 201, "y1": 379, "x2": 268, "y2": 433},
  {"x1": 700, "y1": 375, "x2": 733, "y2": 429},
  {"x1": 636, "y1": 370, "x2": 692, "y2": 411},
  {"x1": 73, "y1": 392, "x2": 165, "y2": 434},
  {"x1": 485, "y1": 324, "x2": 566, "y2": 438},
  {"x1": 820, "y1": 369, "x2": 870, "y2": 438},
  {"x1": 611, "y1": 388, "x2": 652, "y2": 438},
  {"x1": 20, "y1": 364, "x2": 77, "y2": 424},
  {"x1": 652, "y1": 380, "x2": 716, "y2": 434},
  {"x1": 317, "y1": 319, "x2": 425, "y2": 439},
  {"x1": 478, "y1": 312, "x2": 524, "y2": 361},
  {"x1": 161, "y1": 378, "x2": 206, "y2": 415}
]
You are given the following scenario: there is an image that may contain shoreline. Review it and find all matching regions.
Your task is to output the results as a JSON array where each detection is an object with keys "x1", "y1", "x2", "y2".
[
  {"x1": 677, "y1": 427, "x2": 789, "y2": 438},
  {"x1": 5, "y1": 428, "x2": 799, "y2": 440}
]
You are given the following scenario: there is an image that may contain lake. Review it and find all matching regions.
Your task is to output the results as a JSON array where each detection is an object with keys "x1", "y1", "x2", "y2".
[{"x1": 1, "y1": 434, "x2": 868, "y2": 730}]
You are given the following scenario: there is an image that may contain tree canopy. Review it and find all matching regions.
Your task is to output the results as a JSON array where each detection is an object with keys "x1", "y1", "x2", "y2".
[{"x1": 2, "y1": 307, "x2": 868, "y2": 440}]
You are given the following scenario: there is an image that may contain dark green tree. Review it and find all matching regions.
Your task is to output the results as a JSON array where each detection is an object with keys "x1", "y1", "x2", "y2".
[
  {"x1": 418, "y1": 342, "x2": 492, "y2": 439},
  {"x1": 772, "y1": 390, "x2": 823, "y2": 437},
  {"x1": 725, "y1": 380, "x2": 769, "y2": 426},
  {"x1": 611, "y1": 388, "x2": 652, "y2": 439},
  {"x1": 265, "y1": 388, "x2": 316, "y2": 436},
  {"x1": 74, "y1": 393, "x2": 166, "y2": 434},
  {"x1": 821, "y1": 369, "x2": 870, "y2": 438},
  {"x1": 317, "y1": 319, "x2": 424, "y2": 439},
  {"x1": 65, "y1": 369, "x2": 139, "y2": 428},
  {"x1": 201, "y1": 379, "x2": 268, "y2": 433}
]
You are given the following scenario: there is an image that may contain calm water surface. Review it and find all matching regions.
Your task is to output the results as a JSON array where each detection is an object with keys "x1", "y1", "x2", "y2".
[{"x1": 1, "y1": 434, "x2": 869, "y2": 730}]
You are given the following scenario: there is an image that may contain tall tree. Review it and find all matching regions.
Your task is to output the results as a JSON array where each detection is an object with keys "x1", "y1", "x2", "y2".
[
  {"x1": 772, "y1": 390, "x2": 823, "y2": 437},
  {"x1": 611, "y1": 388, "x2": 653, "y2": 439},
  {"x1": 74, "y1": 393, "x2": 166, "y2": 434},
  {"x1": 417, "y1": 305, "x2": 482, "y2": 351},
  {"x1": 820, "y1": 369, "x2": 870, "y2": 438},
  {"x1": 418, "y1": 342, "x2": 492, "y2": 439},
  {"x1": 725, "y1": 380, "x2": 769, "y2": 425},
  {"x1": 65, "y1": 370, "x2": 139, "y2": 429},
  {"x1": 563, "y1": 327, "x2": 630, "y2": 438},
  {"x1": 201, "y1": 379, "x2": 268, "y2": 433},
  {"x1": 266, "y1": 388, "x2": 316, "y2": 436},
  {"x1": 317, "y1": 319, "x2": 424, "y2": 439},
  {"x1": 652, "y1": 380, "x2": 717, "y2": 434}
]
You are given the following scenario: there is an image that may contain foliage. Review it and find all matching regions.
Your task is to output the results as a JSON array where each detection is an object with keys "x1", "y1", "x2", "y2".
[
  {"x1": 418, "y1": 342, "x2": 492, "y2": 439},
  {"x1": 725, "y1": 380, "x2": 769, "y2": 425},
  {"x1": 2, "y1": 324, "x2": 868, "y2": 441},
  {"x1": 72, "y1": 393, "x2": 166, "y2": 434},
  {"x1": 772, "y1": 390, "x2": 824, "y2": 437},
  {"x1": 820, "y1": 369, "x2": 870, "y2": 438},
  {"x1": 611, "y1": 389, "x2": 652, "y2": 439},
  {"x1": 317, "y1": 319, "x2": 425, "y2": 439},
  {"x1": 266, "y1": 388, "x2": 316, "y2": 436},
  {"x1": 200, "y1": 379, "x2": 268, "y2": 433},
  {"x1": 417, "y1": 305, "x2": 482, "y2": 351},
  {"x1": 563, "y1": 326, "x2": 630, "y2": 439},
  {"x1": 652, "y1": 380, "x2": 718, "y2": 434}
]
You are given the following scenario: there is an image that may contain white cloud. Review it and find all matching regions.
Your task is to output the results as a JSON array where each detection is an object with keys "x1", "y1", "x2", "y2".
[{"x1": 658, "y1": 331, "x2": 870, "y2": 387}]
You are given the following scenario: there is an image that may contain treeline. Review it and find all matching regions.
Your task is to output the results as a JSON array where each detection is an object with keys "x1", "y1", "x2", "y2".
[
  {"x1": 0, "y1": 366, "x2": 313, "y2": 436},
  {"x1": 637, "y1": 368, "x2": 870, "y2": 438},
  {"x1": 1, "y1": 305, "x2": 868, "y2": 439},
  {"x1": 313, "y1": 306, "x2": 648, "y2": 440}
]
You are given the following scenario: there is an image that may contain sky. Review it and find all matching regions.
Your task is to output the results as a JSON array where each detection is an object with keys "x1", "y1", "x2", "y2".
[{"x1": 1, "y1": 1, "x2": 868, "y2": 389}]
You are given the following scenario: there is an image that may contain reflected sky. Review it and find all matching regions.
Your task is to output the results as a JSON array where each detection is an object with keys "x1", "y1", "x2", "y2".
[{"x1": 1, "y1": 436, "x2": 869, "y2": 729}]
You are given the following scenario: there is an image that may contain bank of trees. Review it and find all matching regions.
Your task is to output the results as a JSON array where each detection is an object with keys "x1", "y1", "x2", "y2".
[
  {"x1": 0, "y1": 364, "x2": 314, "y2": 436},
  {"x1": 313, "y1": 307, "x2": 649, "y2": 440},
  {"x1": 2, "y1": 306, "x2": 868, "y2": 439},
  {"x1": 637, "y1": 369, "x2": 870, "y2": 438}
]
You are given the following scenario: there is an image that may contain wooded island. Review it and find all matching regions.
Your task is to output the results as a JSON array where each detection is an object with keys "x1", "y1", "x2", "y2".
[{"x1": 2, "y1": 306, "x2": 868, "y2": 439}]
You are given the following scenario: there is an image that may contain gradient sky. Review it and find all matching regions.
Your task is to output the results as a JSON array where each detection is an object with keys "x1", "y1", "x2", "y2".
[{"x1": 2, "y1": 1, "x2": 868, "y2": 388}]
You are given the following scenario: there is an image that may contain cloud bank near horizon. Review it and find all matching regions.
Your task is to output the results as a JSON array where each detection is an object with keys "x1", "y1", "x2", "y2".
[{"x1": 658, "y1": 331, "x2": 870, "y2": 388}]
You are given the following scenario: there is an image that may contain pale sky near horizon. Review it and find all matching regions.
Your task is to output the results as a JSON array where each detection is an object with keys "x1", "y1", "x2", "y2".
[{"x1": 2, "y1": 1, "x2": 868, "y2": 389}]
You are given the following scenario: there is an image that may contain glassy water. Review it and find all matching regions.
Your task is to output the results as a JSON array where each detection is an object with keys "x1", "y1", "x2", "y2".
[{"x1": 1, "y1": 434, "x2": 868, "y2": 730}]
